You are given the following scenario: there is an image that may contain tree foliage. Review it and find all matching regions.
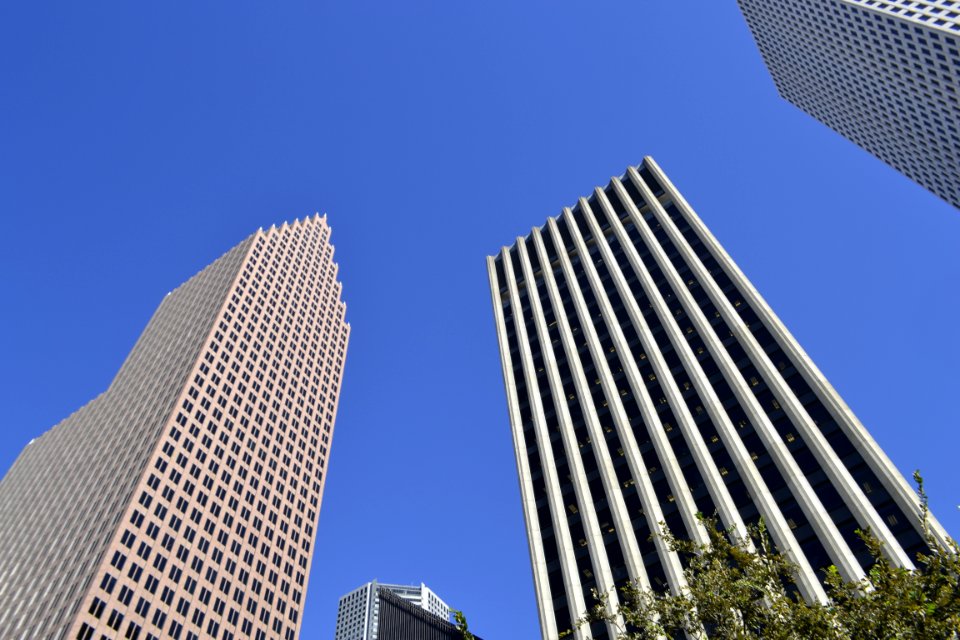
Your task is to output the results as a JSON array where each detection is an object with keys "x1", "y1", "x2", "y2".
[
  {"x1": 453, "y1": 609, "x2": 476, "y2": 640},
  {"x1": 568, "y1": 473, "x2": 959, "y2": 640}
]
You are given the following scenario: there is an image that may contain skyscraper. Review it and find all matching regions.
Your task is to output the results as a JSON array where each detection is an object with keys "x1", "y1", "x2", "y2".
[
  {"x1": 486, "y1": 158, "x2": 950, "y2": 640},
  {"x1": 0, "y1": 215, "x2": 350, "y2": 640},
  {"x1": 334, "y1": 580, "x2": 452, "y2": 640},
  {"x1": 737, "y1": 0, "x2": 960, "y2": 208}
]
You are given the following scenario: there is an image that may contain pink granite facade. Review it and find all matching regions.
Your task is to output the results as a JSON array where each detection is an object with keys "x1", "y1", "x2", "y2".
[{"x1": 0, "y1": 215, "x2": 349, "y2": 640}]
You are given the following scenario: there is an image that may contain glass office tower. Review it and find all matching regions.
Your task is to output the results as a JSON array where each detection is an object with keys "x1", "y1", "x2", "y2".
[{"x1": 486, "y1": 158, "x2": 949, "y2": 639}]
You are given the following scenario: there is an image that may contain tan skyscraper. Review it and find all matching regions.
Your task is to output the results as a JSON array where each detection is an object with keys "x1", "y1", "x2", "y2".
[{"x1": 0, "y1": 215, "x2": 350, "y2": 640}]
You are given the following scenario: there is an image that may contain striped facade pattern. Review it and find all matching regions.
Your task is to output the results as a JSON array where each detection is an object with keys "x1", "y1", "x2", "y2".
[
  {"x1": 335, "y1": 581, "x2": 451, "y2": 640},
  {"x1": 0, "y1": 215, "x2": 349, "y2": 640},
  {"x1": 737, "y1": 0, "x2": 960, "y2": 208},
  {"x1": 486, "y1": 158, "x2": 949, "y2": 640},
  {"x1": 376, "y1": 589, "x2": 470, "y2": 640}
]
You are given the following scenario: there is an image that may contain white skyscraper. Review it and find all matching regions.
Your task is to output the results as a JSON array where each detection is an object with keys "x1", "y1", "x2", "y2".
[
  {"x1": 487, "y1": 157, "x2": 950, "y2": 640},
  {"x1": 738, "y1": 0, "x2": 960, "y2": 208},
  {"x1": 334, "y1": 581, "x2": 451, "y2": 640}
]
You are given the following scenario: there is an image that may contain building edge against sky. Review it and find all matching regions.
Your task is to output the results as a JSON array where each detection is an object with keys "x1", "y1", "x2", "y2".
[
  {"x1": 0, "y1": 214, "x2": 349, "y2": 640},
  {"x1": 486, "y1": 157, "x2": 950, "y2": 640},
  {"x1": 736, "y1": 0, "x2": 960, "y2": 209}
]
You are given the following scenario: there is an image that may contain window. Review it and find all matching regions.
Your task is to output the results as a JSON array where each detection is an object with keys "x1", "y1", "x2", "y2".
[
  {"x1": 152, "y1": 610, "x2": 167, "y2": 628},
  {"x1": 88, "y1": 598, "x2": 106, "y2": 619},
  {"x1": 100, "y1": 573, "x2": 117, "y2": 594},
  {"x1": 125, "y1": 622, "x2": 142, "y2": 640},
  {"x1": 107, "y1": 609, "x2": 124, "y2": 631}
]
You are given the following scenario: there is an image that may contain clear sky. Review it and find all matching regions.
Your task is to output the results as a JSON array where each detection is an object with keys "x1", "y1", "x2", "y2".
[{"x1": 1, "y1": 3, "x2": 958, "y2": 639}]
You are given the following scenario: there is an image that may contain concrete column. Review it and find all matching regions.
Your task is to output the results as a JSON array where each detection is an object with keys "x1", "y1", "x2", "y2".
[
  {"x1": 486, "y1": 256, "x2": 559, "y2": 640},
  {"x1": 548, "y1": 217, "x2": 689, "y2": 596},
  {"x1": 587, "y1": 186, "x2": 751, "y2": 546},
  {"x1": 625, "y1": 165, "x2": 864, "y2": 585},
  {"x1": 564, "y1": 199, "x2": 708, "y2": 547},
  {"x1": 608, "y1": 176, "x2": 828, "y2": 602},
  {"x1": 516, "y1": 236, "x2": 624, "y2": 637},
  {"x1": 642, "y1": 157, "x2": 914, "y2": 569},
  {"x1": 500, "y1": 246, "x2": 588, "y2": 639},
  {"x1": 530, "y1": 227, "x2": 651, "y2": 590},
  {"x1": 643, "y1": 156, "x2": 952, "y2": 551}
]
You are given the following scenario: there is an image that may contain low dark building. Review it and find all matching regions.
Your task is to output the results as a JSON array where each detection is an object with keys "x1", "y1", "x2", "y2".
[{"x1": 377, "y1": 587, "x2": 482, "y2": 640}]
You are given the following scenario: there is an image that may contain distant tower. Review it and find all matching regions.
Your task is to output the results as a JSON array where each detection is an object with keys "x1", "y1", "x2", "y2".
[
  {"x1": 486, "y1": 158, "x2": 950, "y2": 640},
  {"x1": 334, "y1": 580, "x2": 453, "y2": 640},
  {"x1": 738, "y1": 0, "x2": 960, "y2": 208},
  {"x1": 0, "y1": 215, "x2": 350, "y2": 640}
]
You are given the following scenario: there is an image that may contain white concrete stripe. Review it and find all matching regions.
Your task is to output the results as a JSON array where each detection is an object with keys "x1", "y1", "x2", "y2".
[
  {"x1": 567, "y1": 197, "x2": 708, "y2": 548},
  {"x1": 500, "y1": 246, "x2": 588, "y2": 640},
  {"x1": 548, "y1": 216, "x2": 689, "y2": 596},
  {"x1": 626, "y1": 164, "x2": 865, "y2": 585},
  {"x1": 588, "y1": 186, "x2": 752, "y2": 546},
  {"x1": 516, "y1": 236, "x2": 623, "y2": 638},
  {"x1": 608, "y1": 175, "x2": 827, "y2": 602},
  {"x1": 641, "y1": 157, "x2": 914, "y2": 569},
  {"x1": 486, "y1": 256, "x2": 558, "y2": 640},
  {"x1": 530, "y1": 227, "x2": 651, "y2": 591},
  {"x1": 643, "y1": 156, "x2": 952, "y2": 551}
]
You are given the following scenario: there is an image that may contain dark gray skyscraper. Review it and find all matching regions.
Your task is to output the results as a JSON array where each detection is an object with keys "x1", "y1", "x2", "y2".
[
  {"x1": 737, "y1": 0, "x2": 960, "y2": 208},
  {"x1": 486, "y1": 158, "x2": 950, "y2": 640}
]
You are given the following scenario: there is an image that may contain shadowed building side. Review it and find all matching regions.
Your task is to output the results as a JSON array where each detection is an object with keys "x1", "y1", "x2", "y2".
[
  {"x1": 378, "y1": 589, "x2": 480, "y2": 640},
  {"x1": 335, "y1": 580, "x2": 453, "y2": 640}
]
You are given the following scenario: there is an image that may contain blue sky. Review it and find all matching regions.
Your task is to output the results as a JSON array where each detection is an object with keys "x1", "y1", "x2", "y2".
[{"x1": 1, "y1": 3, "x2": 958, "y2": 639}]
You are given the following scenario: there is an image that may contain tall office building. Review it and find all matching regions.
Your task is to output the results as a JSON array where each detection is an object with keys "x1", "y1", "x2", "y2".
[
  {"x1": 0, "y1": 215, "x2": 350, "y2": 640},
  {"x1": 737, "y1": 0, "x2": 960, "y2": 208},
  {"x1": 486, "y1": 158, "x2": 950, "y2": 640},
  {"x1": 334, "y1": 580, "x2": 451, "y2": 640}
]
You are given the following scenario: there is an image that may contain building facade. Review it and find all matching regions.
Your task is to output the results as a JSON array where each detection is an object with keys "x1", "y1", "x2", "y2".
[
  {"x1": 486, "y1": 157, "x2": 950, "y2": 640},
  {"x1": 377, "y1": 589, "x2": 472, "y2": 640},
  {"x1": 0, "y1": 215, "x2": 350, "y2": 640},
  {"x1": 737, "y1": 0, "x2": 960, "y2": 208},
  {"x1": 334, "y1": 580, "x2": 451, "y2": 640}
]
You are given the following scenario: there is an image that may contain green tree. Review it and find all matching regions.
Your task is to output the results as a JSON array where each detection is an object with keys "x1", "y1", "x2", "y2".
[
  {"x1": 453, "y1": 609, "x2": 476, "y2": 640},
  {"x1": 568, "y1": 473, "x2": 959, "y2": 640}
]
